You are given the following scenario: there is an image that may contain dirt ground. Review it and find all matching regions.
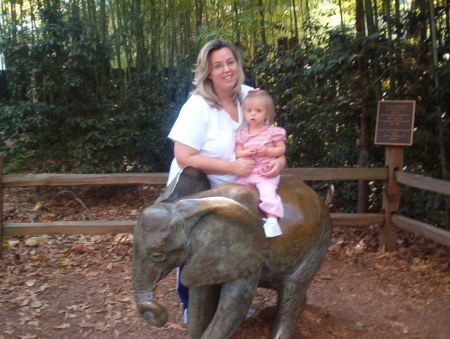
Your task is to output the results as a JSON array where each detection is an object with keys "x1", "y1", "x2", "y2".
[{"x1": 1, "y1": 185, "x2": 449, "y2": 339}]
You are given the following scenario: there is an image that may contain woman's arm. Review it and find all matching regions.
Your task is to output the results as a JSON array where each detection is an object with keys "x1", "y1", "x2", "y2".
[{"x1": 175, "y1": 141, "x2": 255, "y2": 177}]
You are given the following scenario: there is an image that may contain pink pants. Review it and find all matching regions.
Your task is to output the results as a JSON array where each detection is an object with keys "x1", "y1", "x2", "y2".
[{"x1": 236, "y1": 173, "x2": 284, "y2": 218}]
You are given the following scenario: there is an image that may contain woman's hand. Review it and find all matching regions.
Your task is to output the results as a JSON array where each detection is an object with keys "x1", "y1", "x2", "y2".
[
  {"x1": 259, "y1": 156, "x2": 286, "y2": 178},
  {"x1": 233, "y1": 157, "x2": 255, "y2": 177}
]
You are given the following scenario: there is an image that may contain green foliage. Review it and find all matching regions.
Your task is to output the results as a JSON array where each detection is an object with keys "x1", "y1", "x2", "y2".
[
  {"x1": 0, "y1": 0, "x2": 183, "y2": 174},
  {"x1": 252, "y1": 30, "x2": 363, "y2": 169},
  {"x1": 0, "y1": 102, "x2": 46, "y2": 173}
]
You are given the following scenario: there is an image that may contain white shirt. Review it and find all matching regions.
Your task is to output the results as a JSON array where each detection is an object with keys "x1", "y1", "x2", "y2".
[{"x1": 168, "y1": 84, "x2": 253, "y2": 187}]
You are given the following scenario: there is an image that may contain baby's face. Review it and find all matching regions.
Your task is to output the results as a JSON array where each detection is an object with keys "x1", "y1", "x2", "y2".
[{"x1": 243, "y1": 97, "x2": 270, "y2": 127}]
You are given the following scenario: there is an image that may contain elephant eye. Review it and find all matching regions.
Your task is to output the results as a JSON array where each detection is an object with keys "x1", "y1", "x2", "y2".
[{"x1": 150, "y1": 251, "x2": 166, "y2": 262}]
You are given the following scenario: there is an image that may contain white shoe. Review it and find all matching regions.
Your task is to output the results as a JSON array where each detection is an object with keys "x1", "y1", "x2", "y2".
[
  {"x1": 263, "y1": 218, "x2": 282, "y2": 238},
  {"x1": 183, "y1": 308, "x2": 188, "y2": 324}
]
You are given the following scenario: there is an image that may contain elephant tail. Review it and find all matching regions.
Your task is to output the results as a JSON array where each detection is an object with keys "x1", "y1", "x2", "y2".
[{"x1": 324, "y1": 184, "x2": 334, "y2": 207}]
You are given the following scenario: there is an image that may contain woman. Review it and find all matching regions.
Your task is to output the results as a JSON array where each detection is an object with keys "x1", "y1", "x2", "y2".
[
  {"x1": 168, "y1": 39, "x2": 285, "y2": 187},
  {"x1": 167, "y1": 39, "x2": 286, "y2": 322}
]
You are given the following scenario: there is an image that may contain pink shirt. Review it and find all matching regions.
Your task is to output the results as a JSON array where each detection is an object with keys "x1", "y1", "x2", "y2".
[{"x1": 236, "y1": 125, "x2": 286, "y2": 170}]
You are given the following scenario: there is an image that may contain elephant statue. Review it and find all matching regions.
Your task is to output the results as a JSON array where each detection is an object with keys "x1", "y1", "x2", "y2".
[{"x1": 132, "y1": 167, "x2": 332, "y2": 339}]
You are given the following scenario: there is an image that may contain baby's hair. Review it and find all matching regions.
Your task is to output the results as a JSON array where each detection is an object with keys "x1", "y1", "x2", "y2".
[{"x1": 244, "y1": 89, "x2": 275, "y2": 122}]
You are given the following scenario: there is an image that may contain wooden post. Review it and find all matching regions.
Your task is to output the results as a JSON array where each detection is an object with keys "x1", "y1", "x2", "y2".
[
  {"x1": 0, "y1": 155, "x2": 3, "y2": 258},
  {"x1": 381, "y1": 146, "x2": 404, "y2": 251}
]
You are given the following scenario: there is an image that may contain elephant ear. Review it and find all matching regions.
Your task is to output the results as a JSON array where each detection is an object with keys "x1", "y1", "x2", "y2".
[
  {"x1": 174, "y1": 197, "x2": 269, "y2": 287},
  {"x1": 156, "y1": 167, "x2": 211, "y2": 203}
]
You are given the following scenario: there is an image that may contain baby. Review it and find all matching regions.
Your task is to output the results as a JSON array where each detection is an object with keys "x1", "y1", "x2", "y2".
[{"x1": 235, "y1": 89, "x2": 286, "y2": 237}]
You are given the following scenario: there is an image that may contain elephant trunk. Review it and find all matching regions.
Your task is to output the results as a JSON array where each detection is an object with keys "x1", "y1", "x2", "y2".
[{"x1": 134, "y1": 290, "x2": 168, "y2": 328}]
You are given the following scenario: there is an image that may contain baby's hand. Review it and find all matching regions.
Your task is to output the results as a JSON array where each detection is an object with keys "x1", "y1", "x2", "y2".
[
  {"x1": 255, "y1": 147, "x2": 268, "y2": 157},
  {"x1": 245, "y1": 147, "x2": 258, "y2": 157}
]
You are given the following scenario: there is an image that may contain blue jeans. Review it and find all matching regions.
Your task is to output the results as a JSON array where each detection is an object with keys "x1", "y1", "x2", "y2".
[{"x1": 176, "y1": 266, "x2": 189, "y2": 312}]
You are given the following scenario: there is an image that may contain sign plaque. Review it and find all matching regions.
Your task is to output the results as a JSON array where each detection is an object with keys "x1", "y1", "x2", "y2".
[{"x1": 375, "y1": 100, "x2": 415, "y2": 146}]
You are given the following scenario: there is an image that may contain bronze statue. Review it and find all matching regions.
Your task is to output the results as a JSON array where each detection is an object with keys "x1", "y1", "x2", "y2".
[{"x1": 132, "y1": 167, "x2": 332, "y2": 339}]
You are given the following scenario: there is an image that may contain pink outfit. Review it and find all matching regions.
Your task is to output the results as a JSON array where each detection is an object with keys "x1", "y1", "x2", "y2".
[{"x1": 235, "y1": 125, "x2": 286, "y2": 218}]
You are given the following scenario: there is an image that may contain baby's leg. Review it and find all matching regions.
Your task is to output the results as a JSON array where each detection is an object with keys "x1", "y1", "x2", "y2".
[
  {"x1": 256, "y1": 177, "x2": 283, "y2": 237},
  {"x1": 257, "y1": 177, "x2": 283, "y2": 218}
]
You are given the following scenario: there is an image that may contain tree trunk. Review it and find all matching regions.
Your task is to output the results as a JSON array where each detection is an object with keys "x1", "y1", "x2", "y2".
[
  {"x1": 291, "y1": 0, "x2": 299, "y2": 41},
  {"x1": 428, "y1": 0, "x2": 449, "y2": 228},
  {"x1": 356, "y1": 0, "x2": 370, "y2": 213},
  {"x1": 234, "y1": 0, "x2": 241, "y2": 45},
  {"x1": 257, "y1": 0, "x2": 266, "y2": 44}
]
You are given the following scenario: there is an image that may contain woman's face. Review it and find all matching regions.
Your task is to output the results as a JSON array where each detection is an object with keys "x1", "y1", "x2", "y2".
[{"x1": 208, "y1": 47, "x2": 239, "y2": 95}]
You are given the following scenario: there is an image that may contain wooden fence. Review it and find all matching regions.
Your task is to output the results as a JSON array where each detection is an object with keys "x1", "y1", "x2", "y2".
[{"x1": 1, "y1": 146, "x2": 449, "y2": 258}]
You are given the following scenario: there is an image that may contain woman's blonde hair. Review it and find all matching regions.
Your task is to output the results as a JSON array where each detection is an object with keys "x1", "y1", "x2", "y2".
[
  {"x1": 244, "y1": 89, "x2": 275, "y2": 123},
  {"x1": 193, "y1": 39, "x2": 245, "y2": 108}
]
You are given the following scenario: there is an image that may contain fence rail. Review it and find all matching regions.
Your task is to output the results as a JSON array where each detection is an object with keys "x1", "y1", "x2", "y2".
[
  {"x1": 2, "y1": 213, "x2": 387, "y2": 237},
  {"x1": 2, "y1": 167, "x2": 388, "y2": 187},
  {"x1": 3, "y1": 220, "x2": 136, "y2": 236},
  {"x1": 392, "y1": 215, "x2": 450, "y2": 247},
  {"x1": 1, "y1": 173, "x2": 169, "y2": 187},
  {"x1": 395, "y1": 171, "x2": 450, "y2": 196}
]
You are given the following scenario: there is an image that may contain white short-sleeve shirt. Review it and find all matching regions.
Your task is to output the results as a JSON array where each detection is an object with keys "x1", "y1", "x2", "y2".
[{"x1": 168, "y1": 84, "x2": 253, "y2": 187}]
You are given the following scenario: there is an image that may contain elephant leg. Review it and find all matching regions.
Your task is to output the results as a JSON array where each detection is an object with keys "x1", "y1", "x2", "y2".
[
  {"x1": 270, "y1": 246, "x2": 329, "y2": 339},
  {"x1": 201, "y1": 271, "x2": 260, "y2": 339},
  {"x1": 187, "y1": 284, "x2": 221, "y2": 339},
  {"x1": 270, "y1": 281, "x2": 308, "y2": 339}
]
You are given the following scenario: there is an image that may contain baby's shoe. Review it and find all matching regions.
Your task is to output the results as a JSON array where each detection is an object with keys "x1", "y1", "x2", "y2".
[{"x1": 263, "y1": 217, "x2": 282, "y2": 238}]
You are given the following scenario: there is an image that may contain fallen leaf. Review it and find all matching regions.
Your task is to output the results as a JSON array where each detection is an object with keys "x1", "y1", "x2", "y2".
[
  {"x1": 319, "y1": 274, "x2": 332, "y2": 280},
  {"x1": 31, "y1": 301, "x2": 43, "y2": 308},
  {"x1": 34, "y1": 201, "x2": 46, "y2": 211},
  {"x1": 20, "y1": 298, "x2": 31, "y2": 307},
  {"x1": 164, "y1": 322, "x2": 188, "y2": 331},
  {"x1": 25, "y1": 280, "x2": 36, "y2": 287},
  {"x1": 60, "y1": 258, "x2": 73, "y2": 267},
  {"x1": 53, "y1": 323, "x2": 71, "y2": 329},
  {"x1": 71, "y1": 245, "x2": 93, "y2": 253},
  {"x1": 25, "y1": 236, "x2": 48, "y2": 247},
  {"x1": 7, "y1": 239, "x2": 20, "y2": 247},
  {"x1": 375, "y1": 263, "x2": 386, "y2": 271},
  {"x1": 39, "y1": 283, "x2": 49, "y2": 292},
  {"x1": 79, "y1": 321, "x2": 95, "y2": 328},
  {"x1": 41, "y1": 213, "x2": 55, "y2": 222}
]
